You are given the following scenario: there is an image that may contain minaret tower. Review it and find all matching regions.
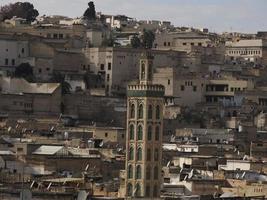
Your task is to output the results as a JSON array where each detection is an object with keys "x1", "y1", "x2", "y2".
[{"x1": 125, "y1": 52, "x2": 165, "y2": 199}]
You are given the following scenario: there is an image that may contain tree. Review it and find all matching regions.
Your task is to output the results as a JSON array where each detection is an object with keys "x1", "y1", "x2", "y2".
[
  {"x1": 131, "y1": 35, "x2": 141, "y2": 48},
  {"x1": 0, "y1": 2, "x2": 39, "y2": 22},
  {"x1": 141, "y1": 29, "x2": 155, "y2": 49},
  {"x1": 51, "y1": 72, "x2": 72, "y2": 95},
  {"x1": 14, "y1": 63, "x2": 35, "y2": 82},
  {"x1": 83, "y1": 1, "x2": 96, "y2": 20}
]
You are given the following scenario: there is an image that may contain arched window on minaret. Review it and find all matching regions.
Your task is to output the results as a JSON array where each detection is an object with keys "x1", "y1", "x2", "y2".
[
  {"x1": 141, "y1": 62, "x2": 145, "y2": 80},
  {"x1": 135, "y1": 183, "x2": 141, "y2": 197},
  {"x1": 155, "y1": 126, "x2": 160, "y2": 141},
  {"x1": 137, "y1": 125, "x2": 143, "y2": 140},
  {"x1": 130, "y1": 104, "x2": 135, "y2": 118},
  {"x1": 153, "y1": 184, "x2": 158, "y2": 197},
  {"x1": 136, "y1": 165, "x2": 142, "y2": 179},
  {"x1": 156, "y1": 105, "x2": 160, "y2": 119},
  {"x1": 154, "y1": 148, "x2": 159, "y2": 161},
  {"x1": 127, "y1": 183, "x2": 133, "y2": 196},
  {"x1": 128, "y1": 164, "x2": 133, "y2": 179},
  {"x1": 129, "y1": 147, "x2": 134, "y2": 160},
  {"x1": 147, "y1": 125, "x2": 152, "y2": 141},
  {"x1": 148, "y1": 105, "x2": 153, "y2": 119},
  {"x1": 129, "y1": 124, "x2": 135, "y2": 140},
  {"x1": 146, "y1": 165, "x2": 151, "y2": 180},
  {"x1": 154, "y1": 166, "x2": 158, "y2": 180},
  {"x1": 138, "y1": 104, "x2": 144, "y2": 119},
  {"x1": 137, "y1": 147, "x2": 142, "y2": 161},
  {"x1": 147, "y1": 148, "x2": 151, "y2": 161}
]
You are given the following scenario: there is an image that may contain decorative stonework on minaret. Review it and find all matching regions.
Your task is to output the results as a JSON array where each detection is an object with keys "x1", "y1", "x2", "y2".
[{"x1": 125, "y1": 51, "x2": 165, "y2": 199}]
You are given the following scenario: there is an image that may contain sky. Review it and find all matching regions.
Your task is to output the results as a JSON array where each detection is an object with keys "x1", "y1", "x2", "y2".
[{"x1": 1, "y1": 0, "x2": 266, "y2": 33}]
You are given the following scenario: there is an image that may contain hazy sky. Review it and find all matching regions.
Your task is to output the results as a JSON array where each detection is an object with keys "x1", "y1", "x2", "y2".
[{"x1": 1, "y1": 0, "x2": 266, "y2": 33}]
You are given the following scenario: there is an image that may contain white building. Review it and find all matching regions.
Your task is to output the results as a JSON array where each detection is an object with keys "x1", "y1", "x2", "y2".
[{"x1": 225, "y1": 39, "x2": 267, "y2": 64}]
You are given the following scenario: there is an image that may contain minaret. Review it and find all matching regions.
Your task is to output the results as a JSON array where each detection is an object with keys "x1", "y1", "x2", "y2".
[{"x1": 125, "y1": 52, "x2": 165, "y2": 199}]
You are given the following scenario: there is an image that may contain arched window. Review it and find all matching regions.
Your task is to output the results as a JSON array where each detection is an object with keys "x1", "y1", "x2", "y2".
[
  {"x1": 146, "y1": 185, "x2": 150, "y2": 197},
  {"x1": 135, "y1": 183, "x2": 141, "y2": 197},
  {"x1": 153, "y1": 184, "x2": 158, "y2": 197},
  {"x1": 155, "y1": 126, "x2": 160, "y2": 141},
  {"x1": 147, "y1": 126, "x2": 152, "y2": 141},
  {"x1": 137, "y1": 147, "x2": 142, "y2": 161},
  {"x1": 129, "y1": 124, "x2": 135, "y2": 140},
  {"x1": 137, "y1": 125, "x2": 143, "y2": 140},
  {"x1": 146, "y1": 165, "x2": 151, "y2": 180},
  {"x1": 130, "y1": 104, "x2": 135, "y2": 118},
  {"x1": 129, "y1": 147, "x2": 134, "y2": 160},
  {"x1": 136, "y1": 165, "x2": 142, "y2": 179},
  {"x1": 141, "y1": 63, "x2": 145, "y2": 80},
  {"x1": 128, "y1": 164, "x2": 133, "y2": 179},
  {"x1": 156, "y1": 105, "x2": 160, "y2": 119},
  {"x1": 148, "y1": 105, "x2": 153, "y2": 119},
  {"x1": 154, "y1": 166, "x2": 158, "y2": 180},
  {"x1": 154, "y1": 148, "x2": 159, "y2": 161},
  {"x1": 147, "y1": 148, "x2": 151, "y2": 161},
  {"x1": 138, "y1": 104, "x2": 144, "y2": 119},
  {"x1": 127, "y1": 183, "x2": 133, "y2": 196}
]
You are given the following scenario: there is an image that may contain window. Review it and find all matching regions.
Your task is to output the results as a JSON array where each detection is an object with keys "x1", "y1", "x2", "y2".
[
  {"x1": 164, "y1": 42, "x2": 167, "y2": 46},
  {"x1": 127, "y1": 183, "x2": 133, "y2": 196},
  {"x1": 129, "y1": 147, "x2": 134, "y2": 160},
  {"x1": 138, "y1": 104, "x2": 143, "y2": 119},
  {"x1": 191, "y1": 43, "x2": 194, "y2": 46},
  {"x1": 193, "y1": 86, "x2": 197, "y2": 92},
  {"x1": 107, "y1": 74, "x2": 110, "y2": 82},
  {"x1": 198, "y1": 43, "x2": 202, "y2": 46},
  {"x1": 141, "y1": 63, "x2": 145, "y2": 79},
  {"x1": 108, "y1": 62, "x2": 112, "y2": 70},
  {"x1": 147, "y1": 149, "x2": 151, "y2": 161},
  {"x1": 137, "y1": 125, "x2": 143, "y2": 140},
  {"x1": 147, "y1": 126, "x2": 152, "y2": 141},
  {"x1": 128, "y1": 164, "x2": 133, "y2": 179},
  {"x1": 5, "y1": 59, "x2": 8, "y2": 65},
  {"x1": 153, "y1": 184, "x2": 158, "y2": 197},
  {"x1": 130, "y1": 104, "x2": 135, "y2": 118},
  {"x1": 155, "y1": 126, "x2": 160, "y2": 141},
  {"x1": 100, "y1": 64, "x2": 105, "y2": 70},
  {"x1": 129, "y1": 124, "x2": 134, "y2": 140},
  {"x1": 181, "y1": 85, "x2": 185, "y2": 91},
  {"x1": 154, "y1": 166, "x2": 158, "y2": 180},
  {"x1": 135, "y1": 184, "x2": 141, "y2": 197},
  {"x1": 148, "y1": 105, "x2": 153, "y2": 119},
  {"x1": 53, "y1": 33, "x2": 58, "y2": 39},
  {"x1": 11, "y1": 59, "x2": 15, "y2": 66},
  {"x1": 105, "y1": 132, "x2": 108, "y2": 137},
  {"x1": 145, "y1": 186, "x2": 150, "y2": 197},
  {"x1": 154, "y1": 148, "x2": 159, "y2": 161},
  {"x1": 183, "y1": 43, "x2": 187, "y2": 46},
  {"x1": 137, "y1": 147, "x2": 142, "y2": 161},
  {"x1": 168, "y1": 42, "x2": 171, "y2": 46},
  {"x1": 168, "y1": 79, "x2": 170, "y2": 85},
  {"x1": 59, "y1": 34, "x2": 63, "y2": 39},
  {"x1": 136, "y1": 165, "x2": 142, "y2": 179},
  {"x1": 146, "y1": 165, "x2": 151, "y2": 180},
  {"x1": 156, "y1": 105, "x2": 160, "y2": 120}
]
